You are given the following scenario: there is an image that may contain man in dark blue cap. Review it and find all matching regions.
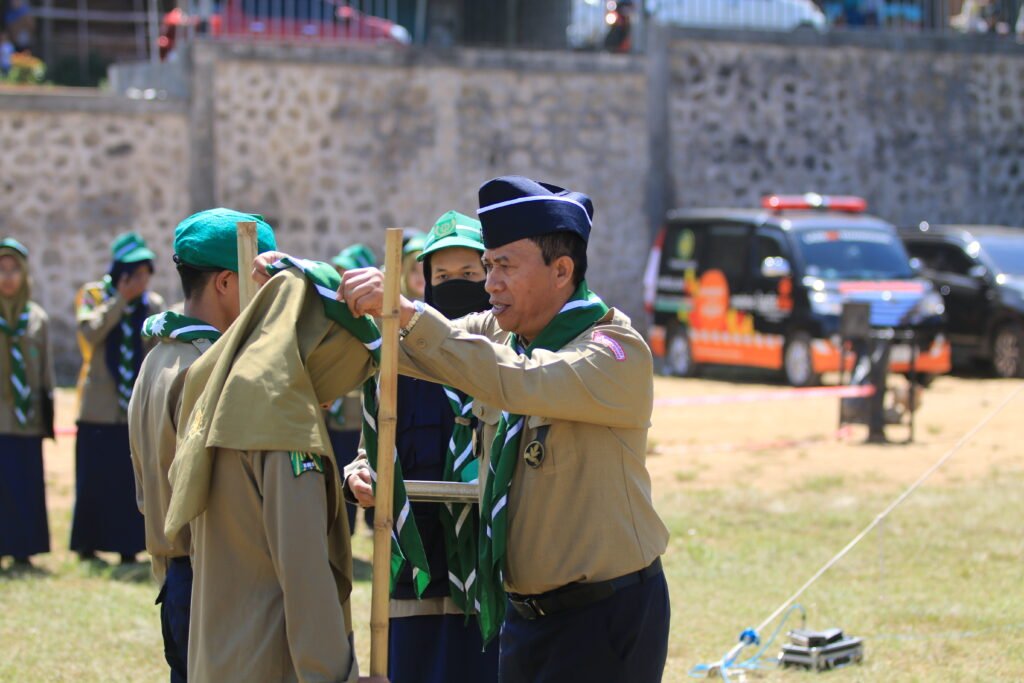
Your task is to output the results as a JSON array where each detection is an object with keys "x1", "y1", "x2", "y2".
[{"x1": 324, "y1": 176, "x2": 671, "y2": 682}]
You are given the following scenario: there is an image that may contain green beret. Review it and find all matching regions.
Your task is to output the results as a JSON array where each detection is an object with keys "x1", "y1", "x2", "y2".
[
  {"x1": 418, "y1": 211, "x2": 484, "y2": 262},
  {"x1": 111, "y1": 232, "x2": 156, "y2": 264},
  {"x1": 0, "y1": 238, "x2": 28, "y2": 258},
  {"x1": 173, "y1": 208, "x2": 278, "y2": 272},
  {"x1": 331, "y1": 244, "x2": 377, "y2": 271}
]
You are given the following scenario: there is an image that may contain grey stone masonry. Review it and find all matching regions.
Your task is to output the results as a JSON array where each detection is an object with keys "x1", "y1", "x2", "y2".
[{"x1": 2, "y1": 29, "x2": 1023, "y2": 378}]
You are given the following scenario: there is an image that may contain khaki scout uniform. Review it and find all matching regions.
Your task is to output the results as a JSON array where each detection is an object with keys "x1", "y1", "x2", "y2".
[
  {"x1": 76, "y1": 283, "x2": 165, "y2": 423},
  {"x1": 168, "y1": 271, "x2": 376, "y2": 683},
  {"x1": 397, "y1": 305, "x2": 669, "y2": 596},
  {"x1": 0, "y1": 303, "x2": 54, "y2": 437},
  {"x1": 127, "y1": 338, "x2": 207, "y2": 584}
]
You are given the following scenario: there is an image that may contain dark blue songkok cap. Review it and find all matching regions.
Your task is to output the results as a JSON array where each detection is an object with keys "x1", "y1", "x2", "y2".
[{"x1": 477, "y1": 176, "x2": 594, "y2": 249}]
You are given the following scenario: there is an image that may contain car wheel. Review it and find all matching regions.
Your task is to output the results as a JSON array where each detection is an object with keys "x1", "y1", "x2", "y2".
[
  {"x1": 783, "y1": 332, "x2": 818, "y2": 387},
  {"x1": 991, "y1": 324, "x2": 1023, "y2": 378},
  {"x1": 664, "y1": 323, "x2": 697, "y2": 377}
]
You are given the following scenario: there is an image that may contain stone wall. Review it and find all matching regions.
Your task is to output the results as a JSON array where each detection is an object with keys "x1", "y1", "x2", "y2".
[
  {"x1": 200, "y1": 44, "x2": 650, "y2": 320},
  {"x1": 663, "y1": 29, "x2": 1024, "y2": 226},
  {"x1": 3, "y1": 32, "x2": 1024, "y2": 378},
  {"x1": 0, "y1": 89, "x2": 190, "y2": 380}
]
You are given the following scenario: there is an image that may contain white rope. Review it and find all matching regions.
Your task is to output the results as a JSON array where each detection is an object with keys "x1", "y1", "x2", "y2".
[{"x1": 715, "y1": 381, "x2": 1024, "y2": 672}]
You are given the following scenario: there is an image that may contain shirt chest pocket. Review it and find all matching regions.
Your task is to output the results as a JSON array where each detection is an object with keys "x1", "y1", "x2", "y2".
[{"x1": 520, "y1": 416, "x2": 578, "y2": 477}]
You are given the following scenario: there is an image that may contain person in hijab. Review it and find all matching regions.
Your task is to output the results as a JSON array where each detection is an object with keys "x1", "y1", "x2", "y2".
[
  {"x1": 327, "y1": 243, "x2": 378, "y2": 533},
  {"x1": 70, "y1": 232, "x2": 165, "y2": 564},
  {"x1": 344, "y1": 211, "x2": 498, "y2": 683},
  {"x1": 0, "y1": 238, "x2": 54, "y2": 569},
  {"x1": 401, "y1": 230, "x2": 427, "y2": 301}
]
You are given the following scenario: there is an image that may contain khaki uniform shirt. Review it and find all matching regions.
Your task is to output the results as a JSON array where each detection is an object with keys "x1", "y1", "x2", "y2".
[
  {"x1": 76, "y1": 282, "x2": 165, "y2": 424},
  {"x1": 173, "y1": 270, "x2": 375, "y2": 683},
  {"x1": 127, "y1": 337, "x2": 207, "y2": 585},
  {"x1": 398, "y1": 305, "x2": 670, "y2": 596},
  {"x1": 0, "y1": 302, "x2": 54, "y2": 437},
  {"x1": 189, "y1": 449, "x2": 359, "y2": 683}
]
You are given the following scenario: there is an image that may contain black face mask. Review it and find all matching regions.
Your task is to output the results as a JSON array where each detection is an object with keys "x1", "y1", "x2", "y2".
[{"x1": 430, "y1": 279, "x2": 491, "y2": 320}]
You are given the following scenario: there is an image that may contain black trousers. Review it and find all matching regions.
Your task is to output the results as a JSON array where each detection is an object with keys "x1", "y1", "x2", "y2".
[
  {"x1": 157, "y1": 557, "x2": 192, "y2": 683},
  {"x1": 499, "y1": 570, "x2": 670, "y2": 683}
]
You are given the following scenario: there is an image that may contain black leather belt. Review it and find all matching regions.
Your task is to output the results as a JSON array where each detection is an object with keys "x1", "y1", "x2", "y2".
[{"x1": 508, "y1": 557, "x2": 662, "y2": 620}]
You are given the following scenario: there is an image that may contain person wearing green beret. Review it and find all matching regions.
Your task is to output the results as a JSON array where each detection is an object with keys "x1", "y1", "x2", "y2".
[
  {"x1": 126, "y1": 208, "x2": 277, "y2": 683},
  {"x1": 326, "y1": 243, "x2": 378, "y2": 534},
  {"x1": 401, "y1": 229, "x2": 428, "y2": 301},
  {"x1": 332, "y1": 244, "x2": 377, "y2": 274},
  {"x1": 70, "y1": 231, "x2": 165, "y2": 565},
  {"x1": 343, "y1": 211, "x2": 498, "y2": 683},
  {"x1": 0, "y1": 238, "x2": 55, "y2": 570}
]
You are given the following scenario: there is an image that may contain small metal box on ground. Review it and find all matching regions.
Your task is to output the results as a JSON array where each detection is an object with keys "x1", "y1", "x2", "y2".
[{"x1": 778, "y1": 629, "x2": 864, "y2": 672}]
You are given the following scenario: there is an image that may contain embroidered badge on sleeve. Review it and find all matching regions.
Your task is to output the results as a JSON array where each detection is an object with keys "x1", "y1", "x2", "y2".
[
  {"x1": 592, "y1": 330, "x2": 626, "y2": 361},
  {"x1": 290, "y1": 452, "x2": 325, "y2": 477}
]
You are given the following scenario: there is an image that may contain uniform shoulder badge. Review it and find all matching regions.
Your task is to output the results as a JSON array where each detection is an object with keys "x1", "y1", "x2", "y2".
[
  {"x1": 290, "y1": 451, "x2": 324, "y2": 477},
  {"x1": 592, "y1": 330, "x2": 626, "y2": 361}
]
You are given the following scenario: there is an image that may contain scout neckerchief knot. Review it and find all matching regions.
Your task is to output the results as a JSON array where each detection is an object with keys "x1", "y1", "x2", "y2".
[
  {"x1": 477, "y1": 281, "x2": 609, "y2": 645},
  {"x1": 265, "y1": 256, "x2": 432, "y2": 597},
  {"x1": 142, "y1": 311, "x2": 222, "y2": 344},
  {"x1": 439, "y1": 386, "x2": 480, "y2": 619},
  {"x1": 102, "y1": 274, "x2": 146, "y2": 412},
  {"x1": 0, "y1": 306, "x2": 31, "y2": 426}
]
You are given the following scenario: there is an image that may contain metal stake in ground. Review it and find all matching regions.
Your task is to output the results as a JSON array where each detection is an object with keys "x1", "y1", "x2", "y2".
[{"x1": 369, "y1": 228, "x2": 403, "y2": 679}]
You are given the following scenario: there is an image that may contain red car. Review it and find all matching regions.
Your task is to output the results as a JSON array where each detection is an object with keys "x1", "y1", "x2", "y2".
[{"x1": 160, "y1": 1, "x2": 411, "y2": 59}]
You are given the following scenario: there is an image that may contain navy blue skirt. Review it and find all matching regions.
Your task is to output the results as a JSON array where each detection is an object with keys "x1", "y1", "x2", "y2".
[
  {"x1": 389, "y1": 613, "x2": 498, "y2": 683},
  {"x1": 69, "y1": 422, "x2": 145, "y2": 556},
  {"x1": 0, "y1": 435, "x2": 50, "y2": 558}
]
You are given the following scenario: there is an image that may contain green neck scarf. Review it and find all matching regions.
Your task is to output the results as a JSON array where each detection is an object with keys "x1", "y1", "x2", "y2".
[
  {"x1": 142, "y1": 311, "x2": 222, "y2": 343},
  {"x1": 266, "y1": 256, "x2": 432, "y2": 597},
  {"x1": 477, "y1": 281, "x2": 609, "y2": 644},
  {"x1": 0, "y1": 305, "x2": 31, "y2": 427},
  {"x1": 439, "y1": 386, "x2": 480, "y2": 616},
  {"x1": 103, "y1": 275, "x2": 143, "y2": 413}
]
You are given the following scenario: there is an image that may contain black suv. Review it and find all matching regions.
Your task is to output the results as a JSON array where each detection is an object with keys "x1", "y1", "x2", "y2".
[{"x1": 899, "y1": 223, "x2": 1024, "y2": 378}]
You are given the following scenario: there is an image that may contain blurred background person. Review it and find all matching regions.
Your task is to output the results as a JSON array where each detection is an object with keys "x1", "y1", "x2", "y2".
[
  {"x1": 70, "y1": 232, "x2": 165, "y2": 565},
  {"x1": 401, "y1": 229, "x2": 428, "y2": 301},
  {"x1": 0, "y1": 238, "x2": 54, "y2": 570}
]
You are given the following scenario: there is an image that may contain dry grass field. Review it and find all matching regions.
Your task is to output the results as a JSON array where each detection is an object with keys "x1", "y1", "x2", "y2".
[{"x1": 2, "y1": 373, "x2": 1022, "y2": 681}]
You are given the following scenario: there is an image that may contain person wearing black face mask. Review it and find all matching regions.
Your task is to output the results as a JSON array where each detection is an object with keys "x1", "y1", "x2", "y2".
[{"x1": 343, "y1": 211, "x2": 498, "y2": 683}]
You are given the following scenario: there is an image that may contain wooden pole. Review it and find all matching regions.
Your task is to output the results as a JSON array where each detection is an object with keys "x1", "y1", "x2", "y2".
[
  {"x1": 369, "y1": 228, "x2": 403, "y2": 679},
  {"x1": 236, "y1": 221, "x2": 258, "y2": 309}
]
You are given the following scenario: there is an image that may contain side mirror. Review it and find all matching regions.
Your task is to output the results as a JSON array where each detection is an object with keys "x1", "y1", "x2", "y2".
[
  {"x1": 761, "y1": 256, "x2": 791, "y2": 279},
  {"x1": 968, "y1": 264, "x2": 989, "y2": 280},
  {"x1": 908, "y1": 257, "x2": 924, "y2": 275}
]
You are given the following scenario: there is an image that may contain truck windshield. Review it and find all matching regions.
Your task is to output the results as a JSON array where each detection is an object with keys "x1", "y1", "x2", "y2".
[
  {"x1": 979, "y1": 236, "x2": 1024, "y2": 276},
  {"x1": 796, "y1": 228, "x2": 913, "y2": 280}
]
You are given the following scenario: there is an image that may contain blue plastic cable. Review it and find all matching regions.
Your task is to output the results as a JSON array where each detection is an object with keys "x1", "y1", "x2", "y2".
[{"x1": 689, "y1": 604, "x2": 806, "y2": 680}]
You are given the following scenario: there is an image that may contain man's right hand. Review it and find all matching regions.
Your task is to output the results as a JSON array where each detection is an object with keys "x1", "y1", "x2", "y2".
[
  {"x1": 339, "y1": 268, "x2": 416, "y2": 326},
  {"x1": 346, "y1": 467, "x2": 375, "y2": 508}
]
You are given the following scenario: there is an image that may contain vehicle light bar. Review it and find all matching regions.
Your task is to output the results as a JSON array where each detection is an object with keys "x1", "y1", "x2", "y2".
[{"x1": 762, "y1": 193, "x2": 867, "y2": 213}]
